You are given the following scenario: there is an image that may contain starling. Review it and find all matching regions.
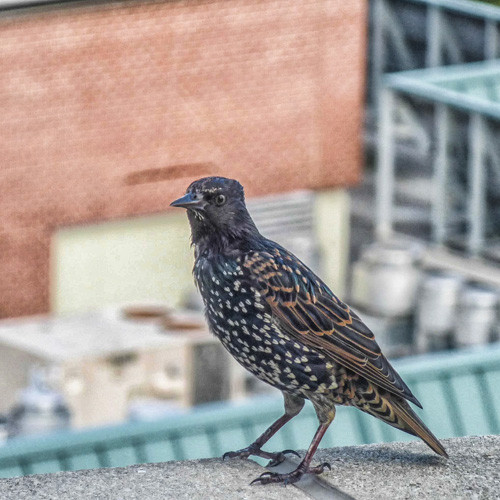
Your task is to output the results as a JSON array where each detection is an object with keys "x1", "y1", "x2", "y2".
[{"x1": 171, "y1": 176, "x2": 448, "y2": 485}]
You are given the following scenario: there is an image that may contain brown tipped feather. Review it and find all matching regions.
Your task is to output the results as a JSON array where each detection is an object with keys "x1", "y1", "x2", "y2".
[
  {"x1": 360, "y1": 387, "x2": 448, "y2": 458},
  {"x1": 389, "y1": 398, "x2": 448, "y2": 458}
]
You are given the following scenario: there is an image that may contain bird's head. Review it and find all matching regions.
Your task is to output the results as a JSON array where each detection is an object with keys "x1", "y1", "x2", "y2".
[{"x1": 171, "y1": 176, "x2": 259, "y2": 252}]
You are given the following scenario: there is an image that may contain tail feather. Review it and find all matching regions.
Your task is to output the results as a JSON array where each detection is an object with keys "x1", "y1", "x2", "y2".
[
  {"x1": 358, "y1": 384, "x2": 448, "y2": 458},
  {"x1": 389, "y1": 397, "x2": 448, "y2": 458}
]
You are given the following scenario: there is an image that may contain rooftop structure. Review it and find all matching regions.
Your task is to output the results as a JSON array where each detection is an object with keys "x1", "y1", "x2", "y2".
[{"x1": 378, "y1": 60, "x2": 500, "y2": 265}]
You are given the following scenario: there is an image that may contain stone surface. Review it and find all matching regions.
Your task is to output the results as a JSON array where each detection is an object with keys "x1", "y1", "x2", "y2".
[
  {"x1": 1, "y1": 436, "x2": 498, "y2": 499},
  {"x1": 315, "y1": 435, "x2": 500, "y2": 500},
  {"x1": 0, "y1": 457, "x2": 308, "y2": 500}
]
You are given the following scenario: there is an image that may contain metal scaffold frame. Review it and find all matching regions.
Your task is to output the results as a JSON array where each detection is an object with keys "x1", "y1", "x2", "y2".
[
  {"x1": 377, "y1": 61, "x2": 500, "y2": 261},
  {"x1": 367, "y1": 0, "x2": 500, "y2": 161},
  {"x1": 369, "y1": 0, "x2": 500, "y2": 105}
]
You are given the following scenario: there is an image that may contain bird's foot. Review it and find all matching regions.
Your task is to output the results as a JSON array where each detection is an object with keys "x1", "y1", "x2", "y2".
[
  {"x1": 250, "y1": 462, "x2": 331, "y2": 486},
  {"x1": 267, "y1": 449, "x2": 301, "y2": 467},
  {"x1": 223, "y1": 445, "x2": 300, "y2": 466}
]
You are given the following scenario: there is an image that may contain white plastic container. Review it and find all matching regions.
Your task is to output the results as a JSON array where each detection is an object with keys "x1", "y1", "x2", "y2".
[
  {"x1": 351, "y1": 242, "x2": 422, "y2": 317},
  {"x1": 454, "y1": 285, "x2": 499, "y2": 347},
  {"x1": 415, "y1": 272, "x2": 464, "y2": 352}
]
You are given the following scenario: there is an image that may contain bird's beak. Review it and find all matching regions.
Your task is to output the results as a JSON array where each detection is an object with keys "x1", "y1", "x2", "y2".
[{"x1": 170, "y1": 192, "x2": 206, "y2": 210}]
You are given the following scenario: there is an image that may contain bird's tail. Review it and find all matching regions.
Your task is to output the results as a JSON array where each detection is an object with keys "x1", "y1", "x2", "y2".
[
  {"x1": 359, "y1": 387, "x2": 448, "y2": 458},
  {"x1": 389, "y1": 397, "x2": 448, "y2": 458}
]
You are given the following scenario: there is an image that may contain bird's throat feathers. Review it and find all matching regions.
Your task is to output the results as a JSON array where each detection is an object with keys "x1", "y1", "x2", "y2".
[{"x1": 188, "y1": 208, "x2": 260, "y2": 258}]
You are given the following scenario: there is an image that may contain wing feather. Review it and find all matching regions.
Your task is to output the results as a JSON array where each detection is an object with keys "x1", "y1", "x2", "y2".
[{"x1": 244, "y1": 246, "x2": 422, "y2": 408}]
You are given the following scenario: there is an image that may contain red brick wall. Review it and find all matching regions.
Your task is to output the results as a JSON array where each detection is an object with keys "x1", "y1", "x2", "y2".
[{"x1": 0, "y1": 0, "x2": 366, "y2": 318}]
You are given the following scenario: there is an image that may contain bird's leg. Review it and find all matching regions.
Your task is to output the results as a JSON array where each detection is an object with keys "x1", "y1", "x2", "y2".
[
  {"x1": 251, "y1": 405, "x2": 335, "y2": 486},
  {"x1": 223, "y1": 393, "x2": 304, "y2": 465},
  {"x1": 223, "y1": 413, "x2": 298, "y2": 463}
]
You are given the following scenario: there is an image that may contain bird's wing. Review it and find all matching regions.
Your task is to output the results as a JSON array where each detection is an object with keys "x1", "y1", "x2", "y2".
[{"x1": 244, "y1": 247, "x2": 422, "y2": 408}]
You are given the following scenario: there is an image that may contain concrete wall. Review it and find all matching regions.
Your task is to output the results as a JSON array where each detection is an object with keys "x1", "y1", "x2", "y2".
[
  {"x1": 0, "y1": 0, "x2": 366, "y2": 318},
  {"x1": 52, "y1": 211, "x2": 193, "y2": 313},
  {"x1": 52, "y1": 188, "x2": 350, "y2": 314}
]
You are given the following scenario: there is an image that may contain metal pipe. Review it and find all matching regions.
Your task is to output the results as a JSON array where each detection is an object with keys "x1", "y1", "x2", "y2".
[
  {"x1": 433, "y1": 104, "x2": 450, "y2": 245},
  {"x1": 426, "y1": 5, "x2": 443, "y2": 67},
  {"x1": 467, "y1": 113, "x2": 487, "y2": 255},
  {"x1": 371, "y1": 0, "x2": 387, "y2": 111},
  {"x1": 376, "y1": 88, "x2": 396, "y2": 241},
  {"x1": 485, "y1": 20, "x2": 499, "y2": 59}
]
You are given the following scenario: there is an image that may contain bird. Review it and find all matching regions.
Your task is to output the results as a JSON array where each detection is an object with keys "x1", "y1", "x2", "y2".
[{"x1": 171, "y1": 176, "x2": 448, "y2": 485}]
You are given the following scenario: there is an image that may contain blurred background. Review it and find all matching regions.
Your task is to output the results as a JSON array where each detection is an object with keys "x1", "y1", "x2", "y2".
[{"x1": 0, "y1": 0, "x2": 499, "y2": 478}]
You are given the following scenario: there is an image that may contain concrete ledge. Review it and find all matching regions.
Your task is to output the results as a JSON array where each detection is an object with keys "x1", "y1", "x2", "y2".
[
  {"x1": 316, "y1": 435, "x2": 500, "y2": 500},
  {"x1": 0, "y1": 435, "x2": 498, "y2": 499}
]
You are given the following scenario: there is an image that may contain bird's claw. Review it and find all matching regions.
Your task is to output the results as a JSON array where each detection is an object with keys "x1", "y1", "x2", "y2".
[
  {"x1": 309, "y1": 462, "x2": 331, "y2": 474},
  {"x1": 281, "y1": 449, "x2": 301, "y2": 458},
  {"x1": 222, "y1": 445, "x2": 257, "y2": 461},
  {"x1": 251, "y1": 470, "x2": 298, "y2": 486},
  {"x1": 223, "y1": 450, "x2": 249, "y2": 461},
  {"x1": 223, "y1": 446, "x2": 300, "y2": 465},
  {"x1": 251, "y1": 462, "x2": 331, "y2": 486},
  {"x1": 250, "y1": 471, "x2": 276, "y2": 486}
]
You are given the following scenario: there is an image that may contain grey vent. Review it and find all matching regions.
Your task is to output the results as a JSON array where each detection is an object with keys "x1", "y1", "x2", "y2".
[{"x1": 247, "y1": 191, "x2": 319, "y2": 271}]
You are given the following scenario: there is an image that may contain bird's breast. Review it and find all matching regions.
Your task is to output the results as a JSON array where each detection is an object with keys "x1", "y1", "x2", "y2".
[
  {"x1": 194, "y1": 255, "x2": 267, "y2": 341},
  {"x1": 193, "y1": 255, "x2": 349, "y2": 398}
]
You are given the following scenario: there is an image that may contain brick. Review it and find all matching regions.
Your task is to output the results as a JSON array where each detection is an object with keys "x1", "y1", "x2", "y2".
[{"x1": 0, "y1": 0, "x2": 366, "y2": 317}]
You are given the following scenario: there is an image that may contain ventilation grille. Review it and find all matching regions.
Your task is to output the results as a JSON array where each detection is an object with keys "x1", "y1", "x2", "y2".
[{"x1": 247, "y1": 190, "x2": 319, "y2": 270}]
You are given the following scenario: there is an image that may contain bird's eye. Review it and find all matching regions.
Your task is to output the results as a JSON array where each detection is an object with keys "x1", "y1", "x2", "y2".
[{"x1": 215, "y1": 194, "x2": 226, "y2": 206}]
